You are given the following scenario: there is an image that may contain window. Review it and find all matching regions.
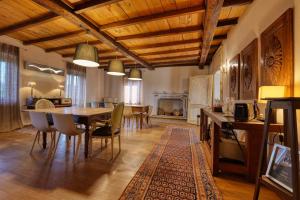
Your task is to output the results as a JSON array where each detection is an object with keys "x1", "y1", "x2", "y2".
[
  {"x1": 124, "y1": 78, "x2": 142, "y2": 105},
  {"x1": 65, "y1": 62, "x2": 86, "y2": 107}
]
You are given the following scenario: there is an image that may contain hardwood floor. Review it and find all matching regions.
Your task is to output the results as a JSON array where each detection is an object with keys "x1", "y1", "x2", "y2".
[{"x1": 0, "y1": 121, "x2": 280, "y2": 200}]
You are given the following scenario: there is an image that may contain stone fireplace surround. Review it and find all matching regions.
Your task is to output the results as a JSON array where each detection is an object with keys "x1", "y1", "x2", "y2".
[{"x1": 152, "y1": 92, "x2": 188, "y2": 119}]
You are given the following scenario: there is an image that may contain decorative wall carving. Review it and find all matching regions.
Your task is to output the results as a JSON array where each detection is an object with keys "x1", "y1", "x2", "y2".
[
  {"x1": 240, "y1": 39, "x2": 258, "y2": 100},
  {"x1": 229, "y1": 54, "x2": 240, "y2": 100},
  {"x1": 260, "y1": 8, "x2": 294, "y2": 96}
]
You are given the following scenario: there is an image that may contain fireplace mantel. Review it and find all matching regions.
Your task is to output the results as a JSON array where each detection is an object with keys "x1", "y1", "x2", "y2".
[{"x1": 152, "y1": 92, "x2": 188, "y2": 119}]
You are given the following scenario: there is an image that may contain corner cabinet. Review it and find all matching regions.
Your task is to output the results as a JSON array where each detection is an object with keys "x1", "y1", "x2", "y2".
[{"x1": 187, "y1": 75, "x2": 213, "y2": 124}]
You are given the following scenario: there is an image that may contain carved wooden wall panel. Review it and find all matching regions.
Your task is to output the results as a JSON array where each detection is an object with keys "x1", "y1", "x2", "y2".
[
  {"x1": 261, "y1": 8, "x2": 294, "y2": 96},
  {"x1": 229, "y1": 54, "x2": 240, "y2": 100},
  {"x1": 240, "y1": 39, "x2": 258, "y2": 100}
]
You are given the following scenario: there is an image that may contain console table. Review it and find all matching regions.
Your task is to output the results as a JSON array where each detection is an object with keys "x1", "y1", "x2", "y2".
[{"x1": 200, "y1": 108, "x2": 283, "y2": 182}]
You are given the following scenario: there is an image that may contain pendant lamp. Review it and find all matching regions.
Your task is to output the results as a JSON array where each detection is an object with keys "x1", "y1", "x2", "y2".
[
  {"x1": 128, "y1": 68, "x2": 142, "y2": 80},
  {"x1": 107, "y1": 60, "x2": 125, "y2": 76},
  {"x1": 73, "y1": 43, "x2": 99, "y2": 67}
]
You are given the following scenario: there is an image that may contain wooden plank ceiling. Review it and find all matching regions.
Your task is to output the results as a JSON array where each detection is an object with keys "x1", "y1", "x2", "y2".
[{"x1": 0, "y1": 0, "x2": 252, "y2": 69}]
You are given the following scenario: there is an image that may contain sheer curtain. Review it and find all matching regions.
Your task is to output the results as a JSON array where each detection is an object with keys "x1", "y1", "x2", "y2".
[
  {"x1": 124, "y1": 78, "x2": 142, "y2": 105},
  {"x1": 0, "y1": 43, "x2": 22, "y2": 132},
  {"x1": 65, "y1": 62, "x2": 86, "y2": 107}
]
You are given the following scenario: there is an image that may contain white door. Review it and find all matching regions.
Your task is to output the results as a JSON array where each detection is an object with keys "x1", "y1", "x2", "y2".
[{"x1": 187, "y1": 75, "x2": 213, "y2": 124}]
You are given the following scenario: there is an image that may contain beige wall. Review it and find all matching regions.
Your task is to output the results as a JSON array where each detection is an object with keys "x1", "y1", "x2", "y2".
[{"x1": 210, "y1": 0, "x2": 300, "y2": 138}]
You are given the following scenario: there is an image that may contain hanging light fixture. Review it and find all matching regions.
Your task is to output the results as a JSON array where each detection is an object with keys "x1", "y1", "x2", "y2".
[
  {"x1": 128, "y1": 68, "x2": 142, "y2": 80},
  {"x1": 107, "y1": 59, "x2": 125, "y2": 76},
  {"x1": 73, "y1": 43, "x2": 99, "y2": 67}
]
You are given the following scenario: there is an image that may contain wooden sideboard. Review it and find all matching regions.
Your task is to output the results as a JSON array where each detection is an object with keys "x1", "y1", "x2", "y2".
[{"x1": 200, "y1": 108, "x2": 283, "y2": 182}]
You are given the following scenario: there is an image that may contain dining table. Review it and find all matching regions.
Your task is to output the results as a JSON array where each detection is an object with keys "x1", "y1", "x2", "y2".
[{"x1": 25, "y1": 107, "x2": 113, "y2": 158}]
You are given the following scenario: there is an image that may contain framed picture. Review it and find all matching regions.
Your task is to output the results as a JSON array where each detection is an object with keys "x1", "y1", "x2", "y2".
[
  {"x1": 260, "y1": 8, "x2": 294, "y2": 96},
  {"x1": 229, "y1": 54, "x2": 240, "y2": 100},
  {"x1": 266, "y1": 144, "x2": 293, "y2": 192},
  {"x1": 240, "y1": 39, "x2": 258, "y2": 100}
]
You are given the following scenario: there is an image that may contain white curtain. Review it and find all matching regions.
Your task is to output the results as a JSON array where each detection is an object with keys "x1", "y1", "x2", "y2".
[
  {"x1": 0, "y1": 43, "x2": 22, "y2": 132},
  {"x1": 124, "y1": 78, "x2": 142, "y2": 105},
  {"x1": 65, "y1": 62, "x2": 86, "y2": 107}
]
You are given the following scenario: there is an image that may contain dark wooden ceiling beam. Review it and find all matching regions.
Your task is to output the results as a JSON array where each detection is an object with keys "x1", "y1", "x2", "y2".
[
  {"x1": 0, "y1": 13, "x2": 59, "y2": 35},
  {"x1": 151, "y1": 59, "x2": 200, "y2": 66},
  {"x1": 147, "y1": 54, "x2": 200, "y2": 62},
  {"x1": 116, "y1": 18, "x2": 234, "y2": 41},
  {"x1": 130, "y1": 39, "x2": 201, "y2": 50},
  {"x1": 23, "y1": 30, "x2": 85, "y2": 45},
  {"x1": 199, "y1": 0, "x2": 225, "y2": 67},
  {"x1": 74, "y1": 0, "x2": 123, "y2": 14},
  {"x1": 138, "y1": 47, "x2": 200, "y2": 56},
  {"x1": 223, "y1": 0, "x2": 253, "y2": 7},
  {"x1": 100, "y1": 5, "x2": 205, "y2": 30},
  {"x1": 100, "y1": 0, "x2": 251, "y2": 30},
  {"x1": 31, "y1": 0, "x2": 151, "y2": 68},
  {"x1": 45, "y1": 40, "x2": 102, "y2": 52}
]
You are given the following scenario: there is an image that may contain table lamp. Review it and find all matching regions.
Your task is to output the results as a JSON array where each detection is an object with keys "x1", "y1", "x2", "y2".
[
  {"x1": 257, "y1": 85, "x2": 286, "y2": 121},
  {"x1": 28, "y1": 81, "x2": 36, "y2": 97},
  {"x1": 59, "y1": 84, "x2": 64, "y2": 97}
]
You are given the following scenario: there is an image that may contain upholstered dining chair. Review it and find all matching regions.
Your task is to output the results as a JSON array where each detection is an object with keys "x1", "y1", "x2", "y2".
[
  {"x1": 90, "y1": 102, "x2": 124, "y2": 160},
  {"x1": 29, "y1": 112, "x2": 56, "y2": 158},
  {"x1": 51, "y1": 114, "x2": 85, "y2": 162}
]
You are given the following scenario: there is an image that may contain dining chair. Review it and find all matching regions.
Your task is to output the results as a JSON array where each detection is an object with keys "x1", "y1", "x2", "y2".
[
  {"x1": 29, "y1": 112, "x2": 56, "y2": 158},
  {"x1": 35, "y1": 99, "x2": 55, "y2": 125},
  {"x1": 35, "y1": 99, "x2": 55, "y2": 109},
  {"x1": 51, "y1": 114, "x2": 85, "y2": 162},
  {"x1": 123, "y1": 106, "x2": 134, "y2": 128},
  {"x1": 90, "y1": 102, "x2": 124, "y2": 160},
  {"x1": 142, "y1": 105, "x2": 153, "y2": 127}
]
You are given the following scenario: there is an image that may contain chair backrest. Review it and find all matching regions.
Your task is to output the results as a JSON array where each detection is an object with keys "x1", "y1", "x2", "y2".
[
  {"x1": 51, "y1": 113, "x2": 78, "y2": 136},
  {"x1": 29, "y1": 112, "x2": 50, "y2": 132},
  {"x1": 111, "y1": 102, "x2": 124, "y2": 134},
  {"x1": 123, "y1": 106, "x2": 132, "y2": 115},
  {"x1": 104, "y1": 102, "x2": 114, "y2": 108},
  {"x1": 35, "y1": 99, "x2": 55, "y2": 109}
]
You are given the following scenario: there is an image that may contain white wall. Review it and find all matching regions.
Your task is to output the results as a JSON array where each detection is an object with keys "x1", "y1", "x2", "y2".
[{"x1": 142, "y1": 66, "x2": 209, "y2": 106}]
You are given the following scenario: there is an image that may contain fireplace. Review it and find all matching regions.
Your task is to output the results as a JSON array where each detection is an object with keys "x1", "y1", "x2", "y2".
[{"x1": 153, "y1": 92, "x2": 188, "y2": 119}]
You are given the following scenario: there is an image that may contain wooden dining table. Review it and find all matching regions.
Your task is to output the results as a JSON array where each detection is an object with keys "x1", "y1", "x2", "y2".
[{"x1": 25, "y1": 107, "x2": 113, "y2": 158}]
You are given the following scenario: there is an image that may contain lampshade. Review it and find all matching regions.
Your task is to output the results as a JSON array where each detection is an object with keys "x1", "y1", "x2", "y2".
[
  {"x1": 258, "y1": 86, "x2": 287, "y2": 103},
  {"x1": 128, "y1": 68, "x2": 142, "y2": 80},
  {"x1": 107, "y1": 60, "x2": 125, "y2": 76},
  {"x1": 28, "y1": 81, "x2": 36, "y2": 87},
  {"x1": 73, "y1": 44, "x2": 99, "y2": 67}
]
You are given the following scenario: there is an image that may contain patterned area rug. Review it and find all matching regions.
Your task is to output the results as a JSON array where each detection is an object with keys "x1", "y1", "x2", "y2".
[{"x1": 120, "y1": 126, "x2": 222, "y2": 200}]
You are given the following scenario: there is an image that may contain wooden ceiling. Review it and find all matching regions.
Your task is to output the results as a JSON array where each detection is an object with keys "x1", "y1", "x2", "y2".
[{"x1": 0, "y1": 0, "x2": 253, "y2": 69}]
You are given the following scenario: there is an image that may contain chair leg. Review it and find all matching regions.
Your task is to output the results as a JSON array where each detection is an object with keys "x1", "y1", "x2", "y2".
[
  {"x1": 118, "y1": 135, "x2": 121, "y2": 153},
  {"x1": 100, "y1": 138, "x2": 103, "y2": 150},
  {"x1": 30, "y1": 130, "x2": 40, "y2": 154},
  {"x1": 89, "y1": 135, "x2": 93, "y2": 157},
  {"x1": 47, "y1": 131, "x2": 55, "y2": 159},
  {"x1": 52, "y1": 133, "x2": 61, "y2": 160},
  {"x1": 74, "y1": 135, "x2": 81, "y2": 163},
  {"x1": 111, "y1": 137, "x2": 114, "y2": 160},
  {"x1": 73, "y1": 136, "x2": 76, "y2": 156}
]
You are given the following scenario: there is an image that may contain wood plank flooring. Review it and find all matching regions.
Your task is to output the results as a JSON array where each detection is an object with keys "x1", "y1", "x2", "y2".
[{"x1": 0, "y1": 121, "x2": 280, "y2": 200}]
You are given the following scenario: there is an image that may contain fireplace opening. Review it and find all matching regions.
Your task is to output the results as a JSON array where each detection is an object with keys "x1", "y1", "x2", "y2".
[{"x1": 157, "y1": 98, "x2": 184, "y2": 116}]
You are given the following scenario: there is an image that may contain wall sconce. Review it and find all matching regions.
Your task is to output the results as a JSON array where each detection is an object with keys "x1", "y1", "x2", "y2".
[
  {"x1": 58, "y1": 84, "x2": 64, "y2": 97},
  {"x1": 28, "y1": 81, "x2": 36, "y2": 97}
]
